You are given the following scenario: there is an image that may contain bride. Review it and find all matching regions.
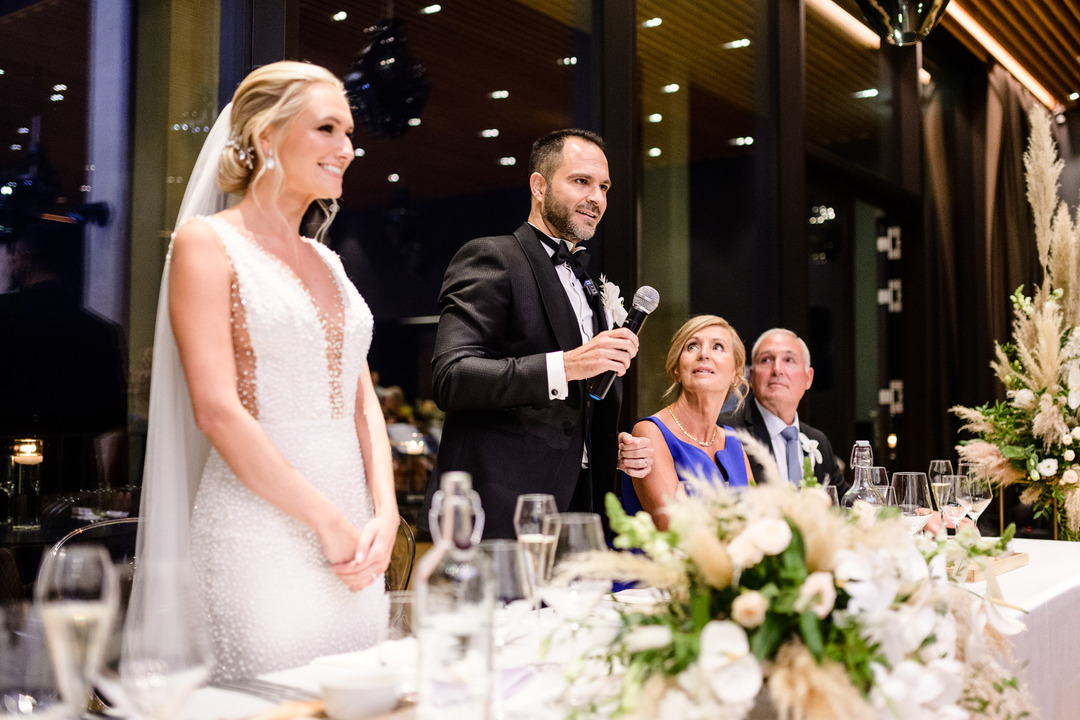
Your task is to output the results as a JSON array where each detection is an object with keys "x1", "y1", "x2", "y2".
[{"x1": 136, "y1": 61, "x2": 397, "y2": 679}]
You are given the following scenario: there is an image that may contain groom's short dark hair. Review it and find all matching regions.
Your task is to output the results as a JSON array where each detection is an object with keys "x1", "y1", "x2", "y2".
[{"x1": 529, "y1": 128, "x2": 606, "y2": 179}]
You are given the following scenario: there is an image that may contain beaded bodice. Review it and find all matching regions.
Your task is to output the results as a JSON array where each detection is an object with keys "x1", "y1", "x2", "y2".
[{"x1": 201, "y1": 215, "x2": 372, "y2": 425}]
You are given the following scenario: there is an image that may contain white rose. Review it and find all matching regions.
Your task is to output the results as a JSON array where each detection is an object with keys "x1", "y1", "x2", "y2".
[
  {"x1": 1066, "y1": 449, "x2": 1076, "y2": 462},
  {"x1": 796, "y1": 571, "x2": 837, "y2": 619},
  {"x1": 1037, "y1": 458, "x2": 1059, "y2": 476},
  {"x1": 745, "y1": 517, "x2": 792, "y2": 556},
  {"x1": 1073, "y1": 426, "x2": 1080, "y2": 441},
  {"x1": 731, "y1": 590, "x2": 769, "y2": 628},
  {"x1": 1012, "y1": 388, "x2": 1036, "y2": 409},
  {"x1": 727, "y1": 532, "x2": 764, "y2": 568},
  {"x1": 1064, "y1": 469, "x2": 1079, "y2": 485}
]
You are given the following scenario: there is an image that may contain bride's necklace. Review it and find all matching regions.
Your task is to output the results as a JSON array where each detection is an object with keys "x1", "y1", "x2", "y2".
[{"x1": 667, "y1": 406, "x2": 718, "y2": 447}]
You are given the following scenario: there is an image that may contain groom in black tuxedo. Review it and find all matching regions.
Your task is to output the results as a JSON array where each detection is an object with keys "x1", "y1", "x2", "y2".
[
  {"x1": 419, "y1": 129, "x2": 653, "y2": 539},
  {"x1": 718, "y1": 328, "x2": 847, "y2": 496}
]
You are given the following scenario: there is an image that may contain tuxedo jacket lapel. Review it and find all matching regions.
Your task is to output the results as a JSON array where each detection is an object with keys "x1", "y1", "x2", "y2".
[{"x1": 515, "y1": 224, "x2": 582, "y2": 352}]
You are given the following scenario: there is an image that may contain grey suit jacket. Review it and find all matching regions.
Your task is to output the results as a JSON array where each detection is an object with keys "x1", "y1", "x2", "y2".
[
  {"x1": 718, "y1": 398, "x2": 847, "y2": 497},
  {"x1": 419, "y1": 224, "x2": 622, "y2": 539}
]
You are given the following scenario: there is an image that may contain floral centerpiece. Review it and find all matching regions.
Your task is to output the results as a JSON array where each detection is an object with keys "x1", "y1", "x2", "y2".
[
  {"x1": 952, "y1": 107, "x2": 1080, "y2": 541},
  {"x1": 558, "y1": 477, "x2": 1031, "y2": 720}
]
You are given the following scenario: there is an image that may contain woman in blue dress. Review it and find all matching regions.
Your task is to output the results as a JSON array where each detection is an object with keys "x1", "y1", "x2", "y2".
[{"x1": 621, "y1": 315, "x2": 753, "y2": 529}]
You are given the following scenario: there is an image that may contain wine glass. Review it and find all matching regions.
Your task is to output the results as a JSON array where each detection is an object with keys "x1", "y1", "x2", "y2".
[
  {"x1": 959, "y1": 470, "x2": 993, "y2": 527},
  {"x1": 892, "y1": 472, "x2": 934, "y2": 535},
  {"x1": 380, "y1": 591, "x2": 417, "y2": 702},
  {"x1": 97, "y1": 562, "x2": 213, "y2": 719},
  {"x1": 513, "y1": 493, "x2": 558, "y2": 650},
  {"x1": 0, "y1": 600, "x2": 64, "y2": 717},
  {"x1": 869, "y1": 466, "x2": 890, "y2": 491},
  {"x1": 927, "y1": 460, "x2": 953, "y2": 511},
  {"x1": 822, "y1": 485, "x2": 839, "y2": 506},
  {"x1": 33, "y1": 544, "x2": 119, "y2": 718},
  {"x1": 938, "y1": 475, "x2": 969, "y2": 535},
  {"x1": 539, "y1": 513, "x2": 610, "y2": 654}
]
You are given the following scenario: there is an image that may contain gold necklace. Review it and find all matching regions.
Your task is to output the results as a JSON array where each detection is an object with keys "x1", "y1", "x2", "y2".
[{"x1": 667, "y1": 407, "x2": 718, "y2": 447}]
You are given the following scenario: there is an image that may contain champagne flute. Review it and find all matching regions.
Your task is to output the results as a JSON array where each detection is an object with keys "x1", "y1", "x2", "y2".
[
  {"x1": 927, "y1": 460, "x2": 953, "y2": 511},
  {"x1": 892, "y1": 472, "x2": 933, "y2": 535},
  {"x1": 539, "y1": 513, "x2": 610, "y2": 654},
  {"x1": 34, "y1": 544, "x2": 119, "y2": 718},
  {"x1": 938, "y1": 475, "x2": 969, "y2": 535},
  {"x1": 959, "y1": 464, "x2": 989, "y2": 526},
  {"x1": 98, "y1": 562, "x2": 213, "y2": 720},
  {"x1": 513, "y1": 493, "x2": 557, "y2": 651}
]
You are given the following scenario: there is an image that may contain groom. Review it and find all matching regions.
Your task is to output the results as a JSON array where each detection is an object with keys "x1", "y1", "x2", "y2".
[{"x1": 419, "y1": 129, "x2": 652, "y2": 539}]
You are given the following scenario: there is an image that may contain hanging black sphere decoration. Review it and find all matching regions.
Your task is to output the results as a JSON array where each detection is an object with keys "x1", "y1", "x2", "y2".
[
  {"x1": 344, "y1": 18, "x2": 430, "y2": 139},
  {"x1": 853, "y1": 0, "x2": 952, "y2": 46}
]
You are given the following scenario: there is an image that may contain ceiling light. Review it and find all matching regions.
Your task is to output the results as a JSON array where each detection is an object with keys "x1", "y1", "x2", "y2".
[
  {"x1": 16, "y1": 127, "x2": 28, "y2": 134},
  {"x1": 408, "y1": 118, "x2": 421, "y2": 127},
  {"x1": 642, "y1": 17, "x2": 662, "y2": 28},
  {"x1": 498, "y1": 157, "x2": 516, "y2": 166},
  {"x1": 0, "y1": 69, "x2": 5, "y2": 75},
  {"x1": 852, "y1": 88, "x2": 879, "y2": 99},
  {"x1": 648, "y1": 113, "x2": 662, "y2": 123},
  {"x1": 52, "y1": 83, "x2": 67, "y2": 91},
  {"x1": 10, "y1": 144, "x2": 22, "y2": 151},
  {"x1": 480, "y1": 128, "x2": 500, "y2": 138},
  {"x1": 647, "y1": 147, "x2": 662, "y2": 157},
  {"x1": 332, "y1": 11, "x2": 347, "y2": 21},
  {"x1": 728, "y1": 136, "x2": 754, "y2": 146},
  {"x1": 945, "y1": 3, "x2": 1056, "y2": 108},
  {"x1": 557, "y1": 56, "x2": 577, "y2": 66},
  {"x1": 419, "y1": 4, "x2": 442, "y2": 14},
  {"x1": 1070, "y1": 93, "x2": 1079, "y2": 102},
  {"x1": 49, "y1": 94, "x2": 64, "y2": 102},
  {"x1": 0, "y1": 186, "x2": 11, "y2": 195},
  {"x1": 488, "y1": 90, "x2": 509, "y2": 100},
  {"x1": 388, "y1": 173, "x2": 400, "y2": 182},
  {"x1": 721, "y1": 39, "x2": 751, "y2": 49},
  {"x1": 354, "y1": 148, "x2": 365, "y2": 157},
  {"x1": 805, "y1": 0, "x2": 880, "y2": 49},
  {"x1": 662, "y1": 83, "x2": 680, "y2": 93}
]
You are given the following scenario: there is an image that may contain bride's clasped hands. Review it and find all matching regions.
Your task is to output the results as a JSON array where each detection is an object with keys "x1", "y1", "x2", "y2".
[{"x1": 325, "y1": 512, "x2": 399, "y2": 591}]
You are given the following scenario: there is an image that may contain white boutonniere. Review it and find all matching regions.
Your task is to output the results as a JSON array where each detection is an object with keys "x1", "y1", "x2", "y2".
[
  {"x1": 799, "y1": 432, "x2": 822, "y2": 470},
  {"x1": 599, "y1": 274, "x2": 628, "y2": 327}
]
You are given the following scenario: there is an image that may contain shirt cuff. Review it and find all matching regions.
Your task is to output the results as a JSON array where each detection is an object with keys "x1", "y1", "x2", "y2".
[{"x1": 546, "y1": 351, "x2": 568, "y2": 400}]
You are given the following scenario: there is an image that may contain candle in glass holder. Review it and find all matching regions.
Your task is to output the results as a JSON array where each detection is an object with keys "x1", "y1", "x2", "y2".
[{"x1": 8, "y1": 438, "x2": 44, "y2": 529}]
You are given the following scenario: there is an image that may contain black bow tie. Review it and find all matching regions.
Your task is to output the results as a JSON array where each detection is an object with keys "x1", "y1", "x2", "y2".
[{"x1": 540, "y1": 235, "x2": 590, "y2": 273}]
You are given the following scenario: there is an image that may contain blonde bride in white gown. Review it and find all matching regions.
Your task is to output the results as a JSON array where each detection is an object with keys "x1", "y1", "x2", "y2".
[{"x1": 135, "y1": 61, "x2": 397, "y2": 680}]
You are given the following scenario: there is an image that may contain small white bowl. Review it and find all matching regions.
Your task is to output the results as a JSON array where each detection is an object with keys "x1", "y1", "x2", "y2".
[{"x1": 320, "y1": 669, "x2": 401, "y2": 720}]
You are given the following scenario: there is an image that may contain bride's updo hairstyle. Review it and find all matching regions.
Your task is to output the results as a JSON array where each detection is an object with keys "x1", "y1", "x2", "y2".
[
  {"x1": 218, "y1": 61, "x2": 345, "y2": 199},
  {"x1": 662, "y1": 314, "x2": 748, "y2": 406}
]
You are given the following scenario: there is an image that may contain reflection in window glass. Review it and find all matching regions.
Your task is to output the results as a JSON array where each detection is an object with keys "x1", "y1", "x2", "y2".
[
  {"x1": 636, "y1": 0, "x2": 762, "y2": 408},
  {"x1": 805, "y1": 0, "x2": 890, "y2": 175},
  {"x1": 298, "y1": 0, "x2": 588, "y2": 399}
]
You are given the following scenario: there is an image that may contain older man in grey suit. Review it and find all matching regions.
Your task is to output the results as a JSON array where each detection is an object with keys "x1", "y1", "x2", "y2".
[{"x1": 419, "y1": 129, "x2": 653, "y2": 539}]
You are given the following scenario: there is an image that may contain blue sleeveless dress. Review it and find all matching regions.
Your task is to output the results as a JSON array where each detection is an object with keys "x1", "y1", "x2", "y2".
[{"x1": 621, "y1": 416, "x2": 749, "y2": 516}]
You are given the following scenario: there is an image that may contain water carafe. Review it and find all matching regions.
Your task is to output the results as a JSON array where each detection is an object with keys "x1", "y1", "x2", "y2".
[
  {"x1": 414, "y1": 471, "x2": 494, "y2": 720},
  {"x1": 840, "y1": 440, "x2": 885, "y2": 508}
]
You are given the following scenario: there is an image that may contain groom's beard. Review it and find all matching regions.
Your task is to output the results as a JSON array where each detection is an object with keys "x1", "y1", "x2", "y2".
[{"x1": 542, "y1": 194, "x2": 599, "y2": 247}]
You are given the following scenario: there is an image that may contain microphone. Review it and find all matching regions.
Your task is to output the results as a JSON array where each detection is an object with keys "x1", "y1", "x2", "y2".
[{"x1": 588, "y1": 286, "x2": 660, "y2": 401}]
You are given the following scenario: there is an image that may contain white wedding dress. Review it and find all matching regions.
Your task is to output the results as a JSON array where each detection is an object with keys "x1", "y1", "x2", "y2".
[{"x1": 186, "y1": 215, "x2": 387, "y2": 680}]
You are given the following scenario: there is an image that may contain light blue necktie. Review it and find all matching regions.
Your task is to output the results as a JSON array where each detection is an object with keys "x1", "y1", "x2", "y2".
[{"x1": 780, "y1": 425, "x2": 801, "y2": 485}]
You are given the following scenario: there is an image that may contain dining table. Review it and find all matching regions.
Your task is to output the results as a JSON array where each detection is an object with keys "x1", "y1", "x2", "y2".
[{"x1": 176, "y1": 537, "x2": 1080, "y2": 720}]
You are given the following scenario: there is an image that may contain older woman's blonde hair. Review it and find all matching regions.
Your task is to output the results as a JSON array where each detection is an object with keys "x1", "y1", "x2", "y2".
[
  {"x1": 218, "y1": 61, "x2": 346, "y2": 237},
  {"x1": 662, "y1": 314, "x2": 748, "y2": 405}
]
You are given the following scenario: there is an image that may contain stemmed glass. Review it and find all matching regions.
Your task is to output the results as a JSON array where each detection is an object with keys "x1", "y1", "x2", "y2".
[
  {"x1": 958, "y1": 462, "x2": 993, "y2": 527},
  {"x1": 34, "y1": 544, "x2": 119, "y2": 718},
  {"x1": 539, "y1": 513, "x2": 610, "y2": 653},
  {"x1": 97, "y1": 562, "x2": 213, "y2": 719},
  {"x1": 513, "y1": 493, "x2": 558, "y2": 650},
  {"x1": 927, "y1": 460, "x2": 954, "y2": 511},
  {"x1": 938, "y1": 475, "x2": 970, "y2": 536},
  {"x1": 892, "y1": 472, "x2": 934, "y2": 535}
]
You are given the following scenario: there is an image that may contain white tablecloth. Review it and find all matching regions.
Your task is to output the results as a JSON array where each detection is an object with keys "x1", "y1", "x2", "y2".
[{"x1": 974, "y1": 538, "x2": 1080, "y2": 720}]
